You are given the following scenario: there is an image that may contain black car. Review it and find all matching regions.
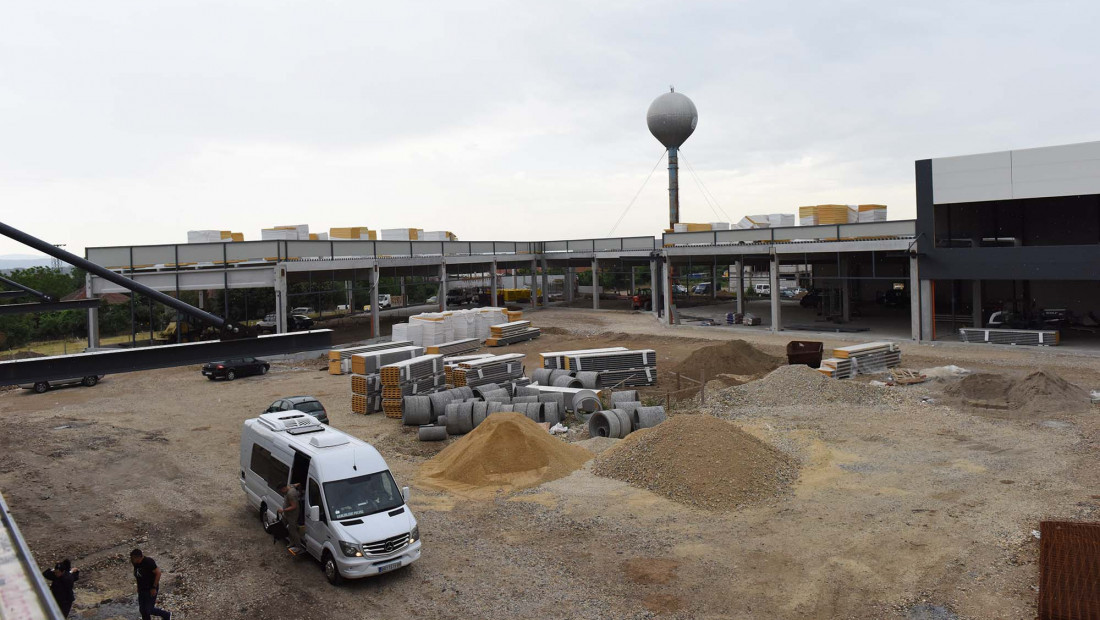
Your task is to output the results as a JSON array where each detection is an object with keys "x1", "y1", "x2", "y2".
[
  {"x1": 265, "y1": 396, "x2": 329, "y2": 425},
  {"x1": 202, "y1": 357, "x2": 269, "y2": 381},
  {"x1": 289, "y1": 314, "x2": 314, "y2": 331}
]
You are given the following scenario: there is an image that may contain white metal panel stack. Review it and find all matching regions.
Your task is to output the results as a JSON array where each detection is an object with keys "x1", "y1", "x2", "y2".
[
  {"x1": 818, "y1": 342, "x2": 901, "y2": 378},
  {"x1": 380, "y1": 228, "x2": 423, "y2": 240},
  {"x1": 187, "y1": 230, "x2": 225, "y2": 243},
  {"x1": 958, "y1": 328, "x2": 1059, "y2": 346}
]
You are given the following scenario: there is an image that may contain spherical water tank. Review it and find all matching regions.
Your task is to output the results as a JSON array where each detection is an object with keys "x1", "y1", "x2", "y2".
[{"x1": 646, "y1": 88, "x2": 698, "y2": 149}]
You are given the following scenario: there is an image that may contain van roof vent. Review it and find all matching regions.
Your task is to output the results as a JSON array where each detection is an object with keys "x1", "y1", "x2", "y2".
[
  {"x1": 309, "y1": 433, "x2": 350, "y2": 448},
  {"x1": 257, "y1": 412, "x2": 324, "y2": 433}
]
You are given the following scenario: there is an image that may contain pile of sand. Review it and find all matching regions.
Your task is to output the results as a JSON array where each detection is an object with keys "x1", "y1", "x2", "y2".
[
  {"x1": 591, "y1": 414, "x2": 796, "y2": 510},
  {"x1": 416, "y1": 412, "x2": 593, "y2": 498},
  {"x1": 948, "y1": 370, "x2": 1088, "y2": 412},
  {"x1": 716, "y1": 364, "x2": 909, "y2": 409},
  {"x1": 673, "y1": 340, "x2": 782, "y2": 380}
]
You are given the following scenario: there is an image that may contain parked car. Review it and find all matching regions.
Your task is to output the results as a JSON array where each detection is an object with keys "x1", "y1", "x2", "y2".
[
  {"x1": 800, "y1": 289, "x2": 823, "y2": 308},
  {"x1": 291, "y1": 307, "x2": 315, "y2": 316},
  {"x1": 671, "y1": 284, "x2": 688, "y2": 295},
  {"x1": 425, "y1": 295, "x2": 438, "y2": 304},
  {"x1": 753, "y1": 283, "x2": 771, "y2": 296},
  {"x1": 692, "y1": 282, "x2": 712, "y2": 295},
  {"x1": 202, "y1": 357, "x2": 270, "y2": 381},
  {"x1": 257, "y1": 313, "x2": 278, "y2": 334},
  {"x1": 265, "y1": 396, "x2": 330, "y2": 425},
  {"x1": 240, "y1": 411, "x2": 421, "y2": 584},
  {"x1": 378, "y1": 294, "x2": 392, "y2": 309},
  {"x1": 20, "y1": 375, "x2": 103, "y2": 394},
  {"x1": 289, "y1": 314, "x2": 315, "y2": 331}
]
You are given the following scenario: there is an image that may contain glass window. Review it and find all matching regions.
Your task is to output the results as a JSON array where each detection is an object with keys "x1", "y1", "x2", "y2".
[
  {"x1": 296, "y1": 401, "x2": 324, "y2": 414},
  {"x1": 323, "y1": 471, "x2": 403, "y2": 520},
  {"x1": 249, "y1": 444, "x2": 289, "y2": 490},
  {"x1": 308, "y1": 479, "x2": 322, "y2": 508}
]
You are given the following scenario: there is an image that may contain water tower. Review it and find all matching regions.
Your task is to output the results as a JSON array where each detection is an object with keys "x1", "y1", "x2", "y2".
[{"x1": 647, "y1": 87, "x2": 698, "y2": 229}]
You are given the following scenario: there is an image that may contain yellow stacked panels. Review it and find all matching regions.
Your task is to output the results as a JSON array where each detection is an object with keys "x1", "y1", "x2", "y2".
[
  {"x1": 328, "y1": 360, "x2": 343, "y2": 375},
  {"x1": 504, "y1": 310, "x2": 523, "y2": 322},
  {"x1": 351, "y1": 394, "x2": 369, "y2": 414},
  {"x1": 858, "y1": 204, "x2": 886, "y2": 213},
  {"x1": 330, "y1": 227, "x2": 374, "y2": 240},
  {"x1": 230, "y1": 233, "x2": 244, "y2": 242},
  {"x1": 800, "y1": 205, "x2": 856, "y2": 226},
  {"x1": 501, "y1": 289, "x2": 530, "y2": 302},
  {"x1": 351, "y1": 375, "x2": 370, "y2": 395},
  {"x1": 451, "y1": 368, "x2": 469, "y2": 387},
  {"x1": 308, "y1": 233, "x2": 319, "y2": 240},
  {"x1": 382, "y1": 399, "x2": 403, "y2": 419}
]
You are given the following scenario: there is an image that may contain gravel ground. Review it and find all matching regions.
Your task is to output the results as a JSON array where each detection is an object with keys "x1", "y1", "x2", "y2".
[{"x1": 2, "y1": 308, "x2": 1100, "y2": 618}]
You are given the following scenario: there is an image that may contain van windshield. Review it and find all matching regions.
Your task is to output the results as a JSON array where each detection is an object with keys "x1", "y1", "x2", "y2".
[{"x1": 323, "y1": 470, "x2": 403, "y2": 520}]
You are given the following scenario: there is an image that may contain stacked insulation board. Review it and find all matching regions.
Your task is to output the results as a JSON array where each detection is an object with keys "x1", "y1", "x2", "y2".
[
  {"x1": 958, "y1": 328, "x2": 1059, "y2": 346},
  {"x1": 486, "y1": 321, "x2": 540, "y2": 347},
  {"x1": 856, "y1": 204, "x2": 887, "y2": 223},
  {"x1": 798, "y1": 205, "x2": 856, "y2": 226},
  {"x1": 451, "y1": 354, "x2": 525, "y2": 388},
  {"x1": 540, "y1": 347, "x2": 628, "y2": 370},
  {"x1": 564, "y1": 349, "x2": 658, "y2": 387},
  {"x1": 392, "y1": 308, "x2": 514, "y2": 346},
  {"x1": 735, "y1": 214, "x2": 795, "y2": 229},
  {"x1": 187, "y1": 230, "x2": 243, "y2": 243},
  {"x1": 380, "y1": 355, "x2": 445, "y2": 418},
  {"x1": 380, "y1": 228, "x2": 423, "y2": 240},
  {"x1": 426, "y1": 338, "x2": 480, "y2": 356},
  {"x1": 818, "y1": 341, "x2": 901, "y2": 378},
  {"x1": 327, "y1": 340, "x2": 413, "y2": 375},
  {"x1": 329, "y1": 226, "x2": 376, "y2": 240}
]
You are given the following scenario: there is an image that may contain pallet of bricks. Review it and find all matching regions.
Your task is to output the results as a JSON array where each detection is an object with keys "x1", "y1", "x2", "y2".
[
  {"x1": 563, "y1": 349, "x2": 657, "y2": 388},
  {"x1": 486, "y1": 320, "x2": 540, "y2": 347},
  {"x1": 348, "y1": 344, "x2": 425, "y2": 414},
  {"x1": 442, "y1": 353, "x2": 494, "y2": 384},
  {"x1": 327, "y1": 340, "x2": 413, "y2": 375},
  {"x1": 380, "y1": 355, "x2": 446, "y2": 419},
  {"x1": 817, "y1": 341, "x2": 901, "y2": 379}
]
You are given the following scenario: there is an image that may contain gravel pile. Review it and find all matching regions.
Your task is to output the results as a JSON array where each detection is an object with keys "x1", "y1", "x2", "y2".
[
  {"x1": 591, "y1": 414, "x2": 796, "y2": 511},
  {"x1": 712, "y1": 364, "x2": 911, "y2": 410}
]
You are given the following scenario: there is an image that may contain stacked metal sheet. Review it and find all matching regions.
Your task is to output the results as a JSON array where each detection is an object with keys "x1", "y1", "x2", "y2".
[
  {"x1": 539, "y1": 347, "x2": 628, "y2": 370},
  {"x1": 452, "y1": 353, "x2": 525, "y2": 388},
  {"x1": 959, "y1": 328, "x2": 1059, "y2": 346},
  {"x1": 597, "y1": 367, "x2": 657, "y2": 388},
  {"x1": 564, "y1": 350, "x2": 656, "y2": 372},
  {"x1": 350, "y1": 345, "x2": 425, "y2": 375},
  {"x1": 486, "y1": 320, "x2": 540, "y2": 347},
  {"x1": 426, "y1": 338, "x2": 480, "y2": 356},
  {"x1": 443, "y1": 353, "x2": 494, "y2": 384},
  {"x1": 818, "y1": 342, "x2": 901, "y2": 378},
  {"x1": 328, "y1": 340, "x2": 414, "y2": 375}
]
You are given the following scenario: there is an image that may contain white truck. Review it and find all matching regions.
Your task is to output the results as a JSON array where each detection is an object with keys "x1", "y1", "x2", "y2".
[{"x1": 239, "y1": 412, "x2": 421, "y2": 584}]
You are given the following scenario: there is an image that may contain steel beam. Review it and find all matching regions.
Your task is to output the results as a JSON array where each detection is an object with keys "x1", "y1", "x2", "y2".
[
  {"x1": 0, "y1": 330, "x2": 333, "y2": 386},
  {"x1": 0, "y1": 274, "x2": 51, "y2": 301},
  {"x1": 0, "y1": 299, "x2": 100, "y2": 315},
  {"x1": 0, "y1": 291, "x2": 24, "y2": 299}
]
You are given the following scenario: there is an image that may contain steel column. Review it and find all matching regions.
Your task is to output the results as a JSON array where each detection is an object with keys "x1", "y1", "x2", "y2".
[
  {"x1": 540, "y1": 258, "x2": 549, "y2": 307},
  {"x1": 440, "y1": 263, "x2": 447, "y2": 312},
  {"x1": 711, "y1": 260, "x2": 718, "y2": 299},
  {"x1": 86, "y1": 271, "x2": 100, "y2": 349},
  {"x1": 649, "y1": 259, "x2": 658, "y2": 317},
  {"x1": 371, "y1": 265, "x2": 380, "y2": 339},
  {"x1": 490, "y1": 260, "x2": 498, "y2": 306},
  {"x1": 529, "y1": 259, "x2": 538, "y2": 310},
  {"x1": 769, "y1": 254, "x2": 780, "y2": 332},
  {"x1": 736, "y1": 258, "x2": 744, "y2": 314},
  {"x1": 565, "y1": 266, "x2": 574, "y2": 303},
  {"x1": 910, "y1": 254, "x2": 920, "y2": 340},
  {"x1": 400, "y1": 277, "x2": 406, "y2": 308},
  {"x1": 275, "y1": 266, "x2": 288, "y2": 334},
  {"x1": 591, "y1": 258, "x2": 599, "y2": 310},
  {"x1": 920, "y1": 279, "x2": 934, "y2": 341}
]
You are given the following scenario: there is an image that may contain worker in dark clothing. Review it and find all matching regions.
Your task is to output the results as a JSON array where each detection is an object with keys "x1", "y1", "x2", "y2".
[
  {"x1": 130, "y1": 549, "x2": 171, "y2": 620},
  {"x1": 42, "y1": 559, "x2": 79, "y2": 617}
]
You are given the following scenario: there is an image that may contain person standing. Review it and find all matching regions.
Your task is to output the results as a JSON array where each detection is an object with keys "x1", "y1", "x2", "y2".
[
  {"x1": 130, "y1": 549, "x2": 170, "y2": 620},
  {"x1": 277, "y1": 481, "x2": 303, "y2": 554},
  {"x1": 42, "y1": 559, "x2": 79, "y2": 617}
]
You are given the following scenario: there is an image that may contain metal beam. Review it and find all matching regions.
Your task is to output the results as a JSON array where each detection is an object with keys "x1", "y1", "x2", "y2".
[
  {"x1": 0, "y1": 329, "x2": 333, "y2": 386},
  {"x1": 0, "y1": 299, "x2": 100, "y2": 315},
  {"x1": 0, "y1": 290, "x2": 25, "y2": 299},
  {"x1": 0, "y1": 274, "x2": 52, "y2": 301}
]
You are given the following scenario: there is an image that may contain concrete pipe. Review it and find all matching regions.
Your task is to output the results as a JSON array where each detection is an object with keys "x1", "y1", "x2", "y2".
[
  {"x1": 552, "y1": 375, "x2": 583, "y2": 388},
  {"x1": 402, "y1": 395, "x2": 433, "y2": 426},
  {"x1": 418, "y1": 425, "x2": 448, "y2": 442},
  {"x1": 487, "y1": 401, "x2": 515, "y2": 414},
  {"x1": 588, "y1": 411, "x2": 622, "y2": 438},
  {"x1": 453, "y1": 386, "x2": 475, "y2": 401},
  {"x1": 472, "y1": 383, "x2": 502, "y2": 400},
  {"x1": 610, "y1": 390, "x2": 639, "y2": 404},
  {"x1": 609, "y1": 409, "x2": 633, "y2": 437},
  {"x1": 615, "y1": 401, "x2": 641, "y2": 428},
  {"x1": 445, "y1": 401, "x2": 475, "y2": 435},
  {"x1": 575, "y1": 371, "x2": 600, "y2": 389},
  {"x1": 543, "y1": 402, "x2": 561, "y2": 426},
  {"x1": 512, "y1": 395, "x2": 539, "y2": 404},
  {"x1": 635, "y1": 406, "x2": 667, "y2": 429},
  {"x1": 572, "y1": 392, "x2": 601, "y2": 414},
  {"x1": 428, "y1": 391, "x2": 455, "y2": 422},
  {"x1": 516, "y1": 385, "x2": 541, "y2": 397},
  {"x1": 480, "y1": 388, "x2": 510, "y2": 402},
  {"x1": 548, "y1": 369, "x2": 574, "y2": 383},
  {"x1": 537, "y1": 392, "x2": 566, "y2": 412},
  {"x1": 532, "y1": 368, "x2": 554, "y2": 385},
  {"x1": 471, "y1": 401, "x2": 488, "y2": 427},
  {"x1": 435, "y1": 414, "x2": 448, "y2": 429}
]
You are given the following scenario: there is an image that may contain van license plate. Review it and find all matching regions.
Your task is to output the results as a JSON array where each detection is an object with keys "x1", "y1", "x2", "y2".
[{"x1": 376, "y1": 561, "x2": 401, "y2": 574}]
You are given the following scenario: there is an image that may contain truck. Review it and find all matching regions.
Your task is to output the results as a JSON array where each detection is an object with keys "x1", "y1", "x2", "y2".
[{"x1": 240, "y1": 411, "x2": 421, "y2": 584}]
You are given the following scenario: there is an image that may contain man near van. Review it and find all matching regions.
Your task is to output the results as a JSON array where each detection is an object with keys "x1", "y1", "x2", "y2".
[
  {"x1": 42, "y1": 559, "x2": 79, "y2": 617},
  {"x1": 130, "y1": 549, "x2": 170, "y2": 620},
  {"x1": 277, "y1": 481, "x2": 303, "y2": 554}
]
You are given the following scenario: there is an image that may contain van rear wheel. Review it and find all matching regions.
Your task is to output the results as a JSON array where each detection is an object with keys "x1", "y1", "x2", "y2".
[{"x1": 322, "y1": 551, "x2": 343, "y2": 585}]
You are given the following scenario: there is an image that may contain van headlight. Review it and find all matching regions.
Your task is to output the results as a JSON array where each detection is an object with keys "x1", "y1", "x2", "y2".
[
  {"x1": 339, "y1": 541, "x2": 363, "y2": 558},
  {"x1": 410, "y1": 525, "x2": 420, "y2": 543}
]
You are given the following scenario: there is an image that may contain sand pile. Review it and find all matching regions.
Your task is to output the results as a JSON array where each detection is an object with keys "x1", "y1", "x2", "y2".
[
  {"x1": 591, "y1": 414, "x2": 796, "y2": 510},
  {"x1": 948, "y1": 370, "x2": 1088, "y2": 412},
  {"x1": 416, "y1": 412, "x2": 592, "y2": 497},
  {"x1": 673, "y1": 340, "x2": 782, "y2": 380},
  {"x1": 715, "y1": 364, "x2": 908, "y2": 410}
]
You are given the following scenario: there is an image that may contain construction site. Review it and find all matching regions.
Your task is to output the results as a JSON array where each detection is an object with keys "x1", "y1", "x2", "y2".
[{"x1": 2, "y1": 89, "x2": 1100, "y2": 620}]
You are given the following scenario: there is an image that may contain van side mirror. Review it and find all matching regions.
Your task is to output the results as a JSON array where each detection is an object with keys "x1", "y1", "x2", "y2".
[
  {"x1": 401, "y1": 486, "x2": 410, "y2": 503},
  {"x1": 308, "y1": 506, "x2": 320, "y2": 522}
]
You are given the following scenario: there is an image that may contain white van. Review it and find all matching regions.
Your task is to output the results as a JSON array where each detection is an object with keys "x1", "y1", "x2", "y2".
[
  {"x1": 754, "y1": 283, "x2": 771, "y2": 295},
  {"x1": 239, "y1": 412, "x2": 421, "y2": 584}
]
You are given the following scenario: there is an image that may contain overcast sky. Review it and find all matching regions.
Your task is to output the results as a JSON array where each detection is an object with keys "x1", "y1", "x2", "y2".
[{"x1": 2, "y1": 0, "x2": 1098, "y2": 257}]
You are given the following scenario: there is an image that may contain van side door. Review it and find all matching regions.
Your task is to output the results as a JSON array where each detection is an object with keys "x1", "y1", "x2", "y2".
[{"x1": 304, "y1": 477, "x2": 329, "y2": 561}]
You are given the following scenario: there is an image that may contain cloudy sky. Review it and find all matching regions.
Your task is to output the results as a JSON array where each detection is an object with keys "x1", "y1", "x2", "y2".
[{"x1": 2, "y1": 0, "x2": 1098, "y2": 256}]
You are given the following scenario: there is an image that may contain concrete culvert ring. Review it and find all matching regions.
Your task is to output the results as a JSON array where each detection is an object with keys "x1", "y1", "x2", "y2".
[
  {"x1": 472, "y1": 383, "x2": 501, "y2": 399},
  {"x1": 429, "y1": 392, "x2": 455, "y2": 419},
  {"x1": 552, "y1": 375, "x2": 583, "y2": 388},
  {"x1": 543, "y1": 402, "x2": 561, "y2": 426},
  {"x1": 403, "y1": 395, "x2": 432, "y2": 426},
  {"x1": 418, "y1": 425, "x2": 448, "y2": 442},
  {"x1": 480, "y1": 388, "x2": 510, "y2": 402},
  {"x1": 532, "y1": 368, "x2": 553, "y2": 385},
  {"x1": 588, "y1": 411, "x2": 621, "y2": 438},
  {"x1": 516, "y1": 385, "x2": 541, "y2": 397},
  {"x1": 434, "y1": 414, "x2": 447, "y2": 429},
  {"x1": 453, "y1": 386, "x2": 474, "y2": 400},
  {"x1": 635, "y1": 406, "x2": 667, "y2": 429},
  {"x1": 611, "y1": 390, "x2": 639, "y2": 404},
  {"x1": 538, "y1": 392, "x2": 565, "y2": 411},
  {"x1": 445, "y1": 402, "x2": 474, "y2": 435},
  {"x1": 512, "y1": 395, "x2": 538, "y2": 404},
  {"x1": 549, "y1": 369, "x2": 574, "y2": 383},
  {"x1": 471, "y1": 401, "x2": 488, "y2": 427},
  {"x1": 576, "y1": 371, "x2": 600, "y2": 389},
  {"x1": 573, "y1": 393, "x2": 601, "y2": 414},
  {"x1": 609, "y1": 409, "x2": 633, "y2": 437},
  {"x1": 616, "y1": 401, "x2": 642, "y2": 427}
]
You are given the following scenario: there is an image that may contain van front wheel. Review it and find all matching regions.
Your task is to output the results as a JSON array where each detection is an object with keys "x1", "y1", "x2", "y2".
[{"x1": 322, "y1": 551, "x2": 343, "y2": 585}]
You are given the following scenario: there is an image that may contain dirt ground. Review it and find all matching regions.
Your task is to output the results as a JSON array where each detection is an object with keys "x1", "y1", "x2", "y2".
[{"x1": 3, "y1": 307, "x2": 1099, "y2": 619}]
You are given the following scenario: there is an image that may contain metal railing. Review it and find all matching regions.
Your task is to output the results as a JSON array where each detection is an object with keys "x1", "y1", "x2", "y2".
[
  {"x1": 86, "y1": 236, "x2": 659, "y2": 270},
  {"x1": 662, "y1": 220, "x2": 916, "y2": 247}
]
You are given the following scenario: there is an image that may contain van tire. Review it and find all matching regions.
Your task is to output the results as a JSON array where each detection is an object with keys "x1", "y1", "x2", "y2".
[
  {"x1": 33, "y1": 382, "x2": 48, "y2": 394},
  {"x1": 82, "y1": 376, "x2": 98, "y2": 387},
  {"x1": 322, "y1": 551, "x2": 343, "y2": 585}
]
